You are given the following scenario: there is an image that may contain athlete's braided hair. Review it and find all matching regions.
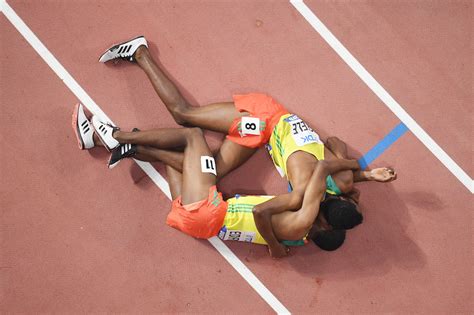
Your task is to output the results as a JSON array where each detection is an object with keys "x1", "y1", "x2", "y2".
[
  {"x1": 311, "y1": 229, "x2": 346, "y2": 251},
  {"x1": 321, "y1": 197, "x2": 363, "y2": 230}
]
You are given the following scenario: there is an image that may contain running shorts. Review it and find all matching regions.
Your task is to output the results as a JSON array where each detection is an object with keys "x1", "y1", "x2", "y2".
[
  {"x1": 226, "y1": 93, "x2": 289, "y2": 148},
  {"x1": 166, "y1": 186, "x2": 228, "y2": 239}
]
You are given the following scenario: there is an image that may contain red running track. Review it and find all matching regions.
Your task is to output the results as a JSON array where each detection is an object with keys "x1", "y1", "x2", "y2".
[{"x1": 1, "y1": 1, "x2": 472, "y2": 313}]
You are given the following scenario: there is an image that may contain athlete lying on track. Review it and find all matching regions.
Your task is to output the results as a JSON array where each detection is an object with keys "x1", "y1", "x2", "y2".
[
  {"x1": 82, "y1": 36, "x2": 396, "y2": 257},
  {"x1": 72, "y1": 103, "x2": 366, "y2": 257}
]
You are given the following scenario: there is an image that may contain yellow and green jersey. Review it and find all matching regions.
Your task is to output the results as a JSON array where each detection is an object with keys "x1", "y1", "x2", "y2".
[
  {"x1": 218, "y1": 195, "x2": 305, "y2": 246},
  {"x1": 267, "y1": 113, "x2": 341, "y2": 195},
  {"x1": 267, "y1": 113, "x2": 325, "y2": 176}
]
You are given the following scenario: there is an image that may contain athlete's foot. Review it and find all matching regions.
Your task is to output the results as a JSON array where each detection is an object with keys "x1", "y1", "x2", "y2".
[
  {"x1": 108, "y1": 143, "x2": 137, "y2": 169},
  {"x1": 72, "y1": 103, "x2": 95, "y2": 150},
  {"x1": 369, "y1": 167, "x2": 397, "y2": 182},
  {"x1": 91, "y1": 116, "x2": 120, "y2": 151},
  {"x1": 107, "y1": 128, "x2": 139, "y2": 169},
  {"x1": 98, "y1": 35, "x2": 148, "y2": 63}
]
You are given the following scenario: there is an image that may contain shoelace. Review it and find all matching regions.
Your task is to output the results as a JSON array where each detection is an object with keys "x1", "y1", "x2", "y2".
[{"x1": 113, "y1": 44, "x2": 135, "y2": 62}]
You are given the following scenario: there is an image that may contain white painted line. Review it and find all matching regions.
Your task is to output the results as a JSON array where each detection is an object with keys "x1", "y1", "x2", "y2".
[
  {"x1": 0, "y1": 1, "x2": 290, "y2": 313},
  {"x1": 208, "y1": 237, "x2": 290, "y2": 314},
  {"x1": 133, "y1": 159, "x2": 172, "y2": 199},
  {"x1": 290, "y1": 0, "x2": 473, "y2": 194}
]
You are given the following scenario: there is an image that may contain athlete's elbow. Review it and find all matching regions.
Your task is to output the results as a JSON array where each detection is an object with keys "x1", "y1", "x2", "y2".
[
  {"x1": 290, "y1": 191, "x2": 304, "y2": 209},
  {"x1": 252, "y1": 206, "x2": 265, "y2": 218}
]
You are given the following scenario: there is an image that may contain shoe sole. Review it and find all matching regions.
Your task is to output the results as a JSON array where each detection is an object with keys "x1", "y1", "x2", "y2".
[
  {"x1": 72, "y1": 104, "x2": 84, "y2": 150},
  {"x1": 107, "y1": 154, "x2": 120, "y2": 169},
  {"x1": 98, "y1": 35, "x2": 145, "y2": 62}
]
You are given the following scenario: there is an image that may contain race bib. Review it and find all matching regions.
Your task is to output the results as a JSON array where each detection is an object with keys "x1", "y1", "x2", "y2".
[
  {"x1": 289, "y1": 116, "x2": 322, "y2": 146},
  {"x1": 201, "y1": 156, "x2": 217, "y2": 176},
  {"x1": 218, "y1": 226, "x2": 256, "y2": 243},
  {"x1": 241, "y1": 116, "x2": 261, "y2": 136}
]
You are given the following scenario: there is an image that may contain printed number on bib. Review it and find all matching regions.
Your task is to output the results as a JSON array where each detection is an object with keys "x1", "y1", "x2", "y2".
[
  {"x1": 241, "y1": 116, "x2": 260, "y2": 136},
  {"x1": 201, "y1": 156, "x2": 217, "y2": 176},
  {"x1": 289, "y1": 116, "x2": 322, "y2": 146},
  {"x1": 219, "y1": 227, "x2": 256, "y2": 243}
]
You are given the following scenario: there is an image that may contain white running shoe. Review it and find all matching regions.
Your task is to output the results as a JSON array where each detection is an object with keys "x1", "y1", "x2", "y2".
[
  {"x1": 91, "y1": 116, "x2": 120, "y2": 151},
  {"x1": 72, "y1": 103, "x2": 95, "y2": 150},
  {"x1": 98, "y1": 36, "x2": 148, "y2": 63}
]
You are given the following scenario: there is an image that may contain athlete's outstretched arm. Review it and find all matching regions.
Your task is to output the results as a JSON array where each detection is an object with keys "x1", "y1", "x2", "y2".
[{"x1": 325, "y1": 136, "x2": 397, "y2": 183}]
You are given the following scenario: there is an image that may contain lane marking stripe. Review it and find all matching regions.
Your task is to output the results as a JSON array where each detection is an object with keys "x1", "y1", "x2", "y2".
[
  {"x1": 358, "y1": 122, "x2": 409, "y2": 170},
  {"x1": 0, "y1": 1, "x2": 290, "y2": 313},
  {"x1": 290, "y1": 0, "x2": 473, "y2": 193}
]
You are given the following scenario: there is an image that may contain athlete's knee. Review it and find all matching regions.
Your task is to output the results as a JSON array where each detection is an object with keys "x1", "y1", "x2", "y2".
[
  {"x1": 171, "y1": 101, "x2": 193, "y2": 126},
  {"x1": 184, "y1": 127, "x2": 204, "y2": 142}
]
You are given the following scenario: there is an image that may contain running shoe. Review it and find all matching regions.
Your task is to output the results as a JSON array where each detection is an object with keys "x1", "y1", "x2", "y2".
[
  {"x1": 91, "y1": 116, "x2": 120, "y2": 151},
  {"x1": 98, "y1": 36, "x2": 148, "y2": 63},
  {"x1": 108, "y1": 143, "x2": 137, "y2": 169},
  {"x1": 72, "y1": 103, "x2": 94, "y2": 150},
  {"x1": 108, "y1": 128, "x2": 139, "y2": 169}
]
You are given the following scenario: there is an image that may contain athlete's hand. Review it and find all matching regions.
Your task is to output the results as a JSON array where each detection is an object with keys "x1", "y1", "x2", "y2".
[
  {"x1": 370, "y1": 167, "x2": 397, "y2": 182},
  {"x1": 268, "y1": 243, "x2": 290, "y2": 259}
]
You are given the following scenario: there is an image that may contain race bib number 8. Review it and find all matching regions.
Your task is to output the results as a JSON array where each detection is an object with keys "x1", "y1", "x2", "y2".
[
  {"x1": 289, "y1": 116, "x2": 322, "y2": 146},
  {"x1": 241, "y1": 116, "x2": 260, "y2": 136},
  {"x1": 201, "y1": 156, "x2": 217, "y2": 176}
]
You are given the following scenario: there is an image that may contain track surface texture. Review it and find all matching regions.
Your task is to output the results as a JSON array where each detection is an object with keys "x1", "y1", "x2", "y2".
[{"x1": 1, "y1": 1, "x2": 472, "y2": 313}]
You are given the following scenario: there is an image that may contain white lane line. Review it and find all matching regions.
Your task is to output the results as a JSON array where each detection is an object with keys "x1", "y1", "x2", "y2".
[
  {"x1": 290, "y1": 0, "x2": 473, "y2": 194},
  {"x1": 0, "y1": 1, "x2": 290, "y2": 313}
]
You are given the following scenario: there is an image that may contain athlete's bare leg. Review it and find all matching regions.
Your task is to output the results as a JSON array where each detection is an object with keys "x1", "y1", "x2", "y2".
[
  {"x1": 133, "y1": 45, "x2": 257, "y2": 178},
  {"x1": 113, "y1": 127, "x2": 215, "y2": 203},
  {"x1": 134, "y1": 46, "x2": 245, "y2": 132},
  {"x1": 166, "y1": 165, "x2": 183, "y2": 200},
  {"x1": 135, "y1": 146, "x2": 184, "y2": 172},
  {"x1": 93, "y1": 131, "x2": 185, "y2": 170}
]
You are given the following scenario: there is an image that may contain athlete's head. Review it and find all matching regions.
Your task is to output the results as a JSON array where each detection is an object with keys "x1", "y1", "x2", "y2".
[
  {"x1": 308, "y1": 209, "x2": 346, "y2": 251},
  {"x1": 320, "y1": 195, "x2": 363, "y2": 230},
  {"x1": 310, "y1": 229, "x2": 346, "y2": 251}
]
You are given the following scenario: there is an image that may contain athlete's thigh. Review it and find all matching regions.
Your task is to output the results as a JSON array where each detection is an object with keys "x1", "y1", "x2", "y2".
[
  {"x1": 215, "y1": 139, "x2": 257, "y2": 180},
  {"x1": 182, "y1": 102, "x2": 245, "y2": 134},
  {"x1": 181, "y1": 130, "x2": 218, "y2": 204}
]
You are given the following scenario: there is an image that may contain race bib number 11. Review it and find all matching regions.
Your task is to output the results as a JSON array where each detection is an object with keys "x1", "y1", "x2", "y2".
[
  {"x1": 201, "y1": 156, "x2": 217, "y2": 176},
  {"x1": 289, "y1": 117, "x2": 322, "y2": 147},
  {"x1": 241, "y1": 116, "x2": 260, "y2": 135}
]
